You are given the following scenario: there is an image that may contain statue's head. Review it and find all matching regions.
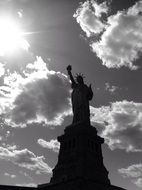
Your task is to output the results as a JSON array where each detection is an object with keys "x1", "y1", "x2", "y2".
[{"x1": 75, "y1": 73, "x2": 84, "y2": 84}]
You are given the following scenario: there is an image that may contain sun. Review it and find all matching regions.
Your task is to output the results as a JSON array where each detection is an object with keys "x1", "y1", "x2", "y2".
[{"x1": 0, "y1": 18, "x2": 29, "y2": 56}]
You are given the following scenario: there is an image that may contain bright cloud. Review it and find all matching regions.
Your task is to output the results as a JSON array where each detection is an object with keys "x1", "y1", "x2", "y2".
[
  {"x1": 38, "y1": 139, "x2": 60, "y2": 153},
  {"x1": 0, "y1": 63, "x2": 5, "y2": 77},
  {"x1": 133, "y1": 178, "x2": 142, "y2": 188},
  {"x1": 2, "y1": 144, "x2": 17, "y2": 151},
  {"x1": 118, "y1": 164, "x2": 142, "y2": 188},
  {"x1": 16, "y1": 183, "x2": 37, "y2": 187},
  {"x1": 0, "y1": 147, "x2": 52, "y2": 174},
  {"x1": 91, "y1": 100, "x2": 142, "y2": 152},
  {"x1": 105, "y1": 82, "x2": 118, "y2": 94},
  {"x1": 0, "y1": 56, "x2": 71, "y2": 127},
  {"x1": 4, "y1": 172, "x2": 16, "y2": 178},
  {"x1": 74, "y1": 0, "x2": 108, "y2": 37},
  {"x1": 18, "y1": 10, "x2": 23, "y2": 18},
  {"x1": 75, "y1": 0, "x2": 142, "y2": 70}
]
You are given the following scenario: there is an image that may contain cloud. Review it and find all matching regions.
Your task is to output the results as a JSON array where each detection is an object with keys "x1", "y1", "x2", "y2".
[
  {"x1": 133, "y1": 178, "x2": 142, "y2": 188},
  {"x1": 2, "y1": 144, "x2": 17, "y2": 151},
  {"x1": 118, "y1": 164, "x2": 142, "y2": 178},
  {"x1": 0, "y1": 147, "x2": 52, "y2": 174},
  {"x1": 4, "y1": 172, "x2": 16, "y2": 178},
  {"x1": 105, "y1": 82, "x2": 118, "y2": 94},
  {"x1": 18, "y1": 10, "x2": 23, "y2": 18},
  {"x1": 38, "y1": 139, "x2": 60, "y2": 153},
  {"x1": 0, "y1": 0, "x2": 72, "y2": 128},
  {"x1": 75, "y1": 0, "x2": 142, "y2": 69},
  {"x1": 16, "y1": 183, "x2": 37, "y2": 187},
  {"x1": 91, "y1": 100, "x2": 142, "y2": 152},
  {"x1": 0, "y1": 121, "x2": 13, "y2": 143},
  {"x1": 0, "y1": 50, "x2": 35, "y2": 74},
  {"x1": 0, "y1": 56, "x2": 71, "y2": 127},
  {"x1": 0, "y1": 63, "x2": 5, "y2": 77},
  {"x1": 118, "y1": 164, "x2": 142, "y2": 188},
  {"x1": 19, "y1": 170, "x2": 33, "y2": 181},
  {"x1": 74, "y1": 0, "x2": 108, "y2": 37}
]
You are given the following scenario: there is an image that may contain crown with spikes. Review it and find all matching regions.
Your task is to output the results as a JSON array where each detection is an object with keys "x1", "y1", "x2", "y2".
[{"x1": 75, "y1": 73, "x2": 85, "y2": 80}]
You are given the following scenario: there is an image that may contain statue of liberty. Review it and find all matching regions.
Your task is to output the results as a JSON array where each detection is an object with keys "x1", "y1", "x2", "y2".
[{"x1": 67, "y1": 65, "x2": 93, "y2": 125}]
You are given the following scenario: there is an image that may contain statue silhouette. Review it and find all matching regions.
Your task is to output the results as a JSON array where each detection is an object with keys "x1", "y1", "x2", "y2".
[{"x1": 67, "y1": 65, "x2": 93, "y2": 125}]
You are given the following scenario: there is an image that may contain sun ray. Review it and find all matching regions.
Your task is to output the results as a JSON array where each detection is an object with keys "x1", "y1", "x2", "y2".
[{"x1": 0, "y1": 17, "x2": 30, "y2": 56}]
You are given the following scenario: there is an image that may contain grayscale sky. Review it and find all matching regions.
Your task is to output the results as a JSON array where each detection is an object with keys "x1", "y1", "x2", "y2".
[{"x1": 0, "y1": 0, "x2": 142, "y2": 189}]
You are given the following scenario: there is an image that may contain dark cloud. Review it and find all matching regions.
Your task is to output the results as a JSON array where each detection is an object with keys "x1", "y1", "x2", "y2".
[
  {"x1": 91, "y1": 100, "x2": 142, "y2": 152},
  {"x1": 0, "y1": 57, "x2": 71, "y2": 127}
]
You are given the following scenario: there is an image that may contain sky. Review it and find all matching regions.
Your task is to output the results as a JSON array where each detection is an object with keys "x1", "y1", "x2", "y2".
[{"x1": 0, "y1": 0, "x2": 142, "y2": 189}]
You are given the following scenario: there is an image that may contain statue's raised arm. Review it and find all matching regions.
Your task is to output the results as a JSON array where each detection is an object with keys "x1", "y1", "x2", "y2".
[
  {"x1": 66, "y1": 65, "x2": 76, "y2": 86},
  {"x1": 66, "y1": 65, "x2": 93, "y2": 126}
]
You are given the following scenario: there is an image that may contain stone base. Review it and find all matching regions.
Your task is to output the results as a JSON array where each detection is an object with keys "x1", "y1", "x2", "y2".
[
  {"x1": 39, "y1": 123, "x2": 126, "y2": 190},
  {"x1": 38, "y1": 178, "x2": 126, "y2": 190}
]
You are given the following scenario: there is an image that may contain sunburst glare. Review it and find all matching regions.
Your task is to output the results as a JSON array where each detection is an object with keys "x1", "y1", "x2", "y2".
[{"x1": 0, "y1": 18, "x2": 30, "y2": 56}]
